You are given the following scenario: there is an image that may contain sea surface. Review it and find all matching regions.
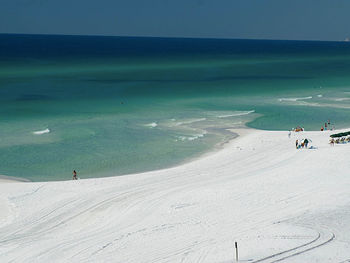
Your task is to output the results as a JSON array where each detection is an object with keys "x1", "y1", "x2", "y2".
[{"x1": 1, "y1": 34, "x2": 350, "y2": 181}]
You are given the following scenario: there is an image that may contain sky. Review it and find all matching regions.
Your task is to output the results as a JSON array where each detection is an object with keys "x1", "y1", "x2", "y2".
[{"x1": 0, "y1": 0, "x2": 349, "y2": 41}]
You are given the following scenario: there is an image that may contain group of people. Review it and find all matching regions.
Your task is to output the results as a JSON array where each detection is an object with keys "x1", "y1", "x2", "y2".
[
  {"x1": 329, "y1": 137, "x2": 350, "y2": 146},
  {"x1": 320, "y1": 120, "x2": 334, "y2": 131},
  {"x1": 288, "y1": 127, "x2": 303, "y2": 138},
  {"x1": 296, "y1": 138, "x2": 309, "y2": 149},
  {"x1": 292, "y1": 126, "x2": 304, "y2": 132}
]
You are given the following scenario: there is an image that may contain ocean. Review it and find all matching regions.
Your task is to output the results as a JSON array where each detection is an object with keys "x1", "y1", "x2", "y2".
[{"x1": 1, "y1": 34, "x2": 350, "y2": 181}]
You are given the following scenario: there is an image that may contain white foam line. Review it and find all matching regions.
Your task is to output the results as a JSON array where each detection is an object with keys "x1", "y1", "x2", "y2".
[
  {"x1": 33, "y1": 128, "x2": 50, "y2": 135},
  {"x1": 218, "y1": 110, "x2": 255, "y2": 118},
  {"x1": 173, "y1": 118, "x2": 207, "y2": 126},
  {"x1": 331, "y1": 98, "x2": 350, "y2": 102},
  {"x1": 144, "y1": 122, "x2": 158, "y2": 128},
  {"x1": 278, "y1": 96, "x2": 313, "y2": 102}
]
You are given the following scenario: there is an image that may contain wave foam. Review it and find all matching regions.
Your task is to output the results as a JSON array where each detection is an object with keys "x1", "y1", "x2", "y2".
[
  {"x1": 331, "y1": 98, "x2": 350, "y2": 102},
  {"x1": 145, "y1": 122, "x2": 158, "y2": 128},
  {"x1": 173, "y1": 118, "x2": 206, "y2": 126},
  {"x1": 278, "y1": 96, "x2": 313, "y2": 102},
  {"x1": 33, "y1": 128, "x2": 50, "y2": 135},
  {"x1": 218, "y1": 110, "x2": 255, "y2": 118},
  {"x1": 176, "y1": 132, "x2": 207, "y2": 142},
  {"x1": 292, "y1": 101, "x2": 350, "y2": 109}
]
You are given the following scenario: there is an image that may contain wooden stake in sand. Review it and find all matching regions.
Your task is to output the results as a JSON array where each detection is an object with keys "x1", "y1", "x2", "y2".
[{"x1": 235, "y1": 241, "x2": 238, "y2": 261}]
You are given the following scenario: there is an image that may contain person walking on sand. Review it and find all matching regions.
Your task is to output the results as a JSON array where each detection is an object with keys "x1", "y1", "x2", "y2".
[
  {"x1": 73, "y1": 170, "x2": 77, "y2": 180},
  {"x1": 295, "y1": 139, "x2": 299, "y2": 149},
  {"x1": 304, "y1": 138, "x2": 309, "y2": 148}
]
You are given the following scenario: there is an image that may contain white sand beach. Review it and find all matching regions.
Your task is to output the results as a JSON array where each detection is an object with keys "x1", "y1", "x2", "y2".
[{"x1": 0, "y1": 128, "x2": 349, "y2": 262}]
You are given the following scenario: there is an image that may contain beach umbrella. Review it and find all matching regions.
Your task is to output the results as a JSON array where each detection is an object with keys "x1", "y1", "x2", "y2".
[
  {"x1": 330, "y1": 134, "x2": 341, "y2": 138},
  {"x1": 330, "y1": 130, "x2": 350, "y2": 138},
  {"x1": 330, "y1": 133, "x2": 343, "y2": 138}
]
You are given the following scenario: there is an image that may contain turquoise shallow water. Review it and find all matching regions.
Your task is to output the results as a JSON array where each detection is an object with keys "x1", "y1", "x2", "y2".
[{"x1": 1, "y1": 34, "x2": 350, "y2": 181}]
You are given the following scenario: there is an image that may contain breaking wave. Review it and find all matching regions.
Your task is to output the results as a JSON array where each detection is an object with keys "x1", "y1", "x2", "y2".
[
  {"x1": 33, "y1": 128, "x2": 50, "y2": 135},
  {"x1": 145, "y1": 122, "x2": 158, "y2": 128},
  {"x1": 278, "y1": 96, "x2": 313, "y2": 102},
  {"x1": 175, "y1": 132, "x2": 207, "y2": 142},
  {"x1": 172, "y1": 118, "x2": 207, "y2": 127},
  {"x1": 331, "y1": 98, "x2": 350, "y2": 102},
  {"x1": 217, "y1": 110, "x2": 255, "y2": 118}
]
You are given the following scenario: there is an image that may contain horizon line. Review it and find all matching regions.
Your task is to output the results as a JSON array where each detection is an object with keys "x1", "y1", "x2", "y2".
[{"x1": 0, "y1": 32, "x2": 348, "y2": 43}]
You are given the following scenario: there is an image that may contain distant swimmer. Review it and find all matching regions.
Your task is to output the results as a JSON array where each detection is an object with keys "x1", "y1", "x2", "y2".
[{"x1": 73, "y1": 170, "x2": 78, "y2": 180}]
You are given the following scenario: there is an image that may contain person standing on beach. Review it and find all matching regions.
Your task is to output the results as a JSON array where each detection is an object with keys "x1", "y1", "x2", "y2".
[
  {"x1": 73, "y1": 170, "x2": 77, "y2": 180},
  {"x1": 288, "y1": 130, "x2": 291, "y2": 138},
  {"x1": 295, "y1": 139, "x2": 299, "y2": 149}
]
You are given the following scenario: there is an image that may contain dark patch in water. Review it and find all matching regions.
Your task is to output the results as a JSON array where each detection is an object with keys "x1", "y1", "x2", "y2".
[
  {"x1": 16, "y1": 94, "x2": 52, "y2": 101},
  {"x1": 84, "y1": 75, "x2": 310, "y2": 83}
]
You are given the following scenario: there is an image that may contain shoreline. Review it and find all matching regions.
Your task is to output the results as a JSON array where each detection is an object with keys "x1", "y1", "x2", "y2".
[
  {"x1": 0, "y1": 127, "x2": 248, "y2": 184},
  {"x1": 0, "y1": 126, "x2": 344, "y2": 184},
  {"x1": 0, "y1": 174, "x2": 30, "y2": 183}
]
